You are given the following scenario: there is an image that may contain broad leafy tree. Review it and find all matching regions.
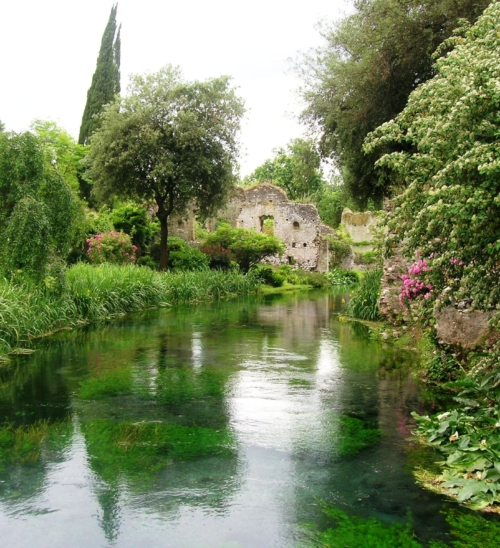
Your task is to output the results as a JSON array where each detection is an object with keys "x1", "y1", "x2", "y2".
[
  {"x1": 365, "y1": 2, "x2": 500, "y2": 310},
  {"x1": 79, "y1": 4, "x2": 121, "y2": 146},
  {"x1": 31, "y1": 120, "x2": 87, "y2": 193},
  {"x1": 297, "y1": 0, "x2": 491, "y2": 207},
  {"x1": 87, "y1": 66, "x2": 245, "y2": 270},
  {"x1": 244, "y1": 138, "x2": 325, "y2": 200}
]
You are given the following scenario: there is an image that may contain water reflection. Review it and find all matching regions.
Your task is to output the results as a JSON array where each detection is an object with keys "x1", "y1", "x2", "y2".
[{"x1": 0, "y1": 291, "x2": 454, "y2": 546}]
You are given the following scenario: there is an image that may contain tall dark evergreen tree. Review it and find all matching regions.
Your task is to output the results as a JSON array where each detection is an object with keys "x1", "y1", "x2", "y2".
[{"x1": 78, "y1": 4, "x2": 121, "y2": 146}]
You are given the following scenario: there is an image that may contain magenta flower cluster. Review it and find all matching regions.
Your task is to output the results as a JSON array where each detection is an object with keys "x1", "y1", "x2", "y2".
[
  {"x1": 86, "y1": 231, "x2": 137, "y2": 265},
  {"x1": 400, "y1": 258, "x2": 433, "y2": 307}
]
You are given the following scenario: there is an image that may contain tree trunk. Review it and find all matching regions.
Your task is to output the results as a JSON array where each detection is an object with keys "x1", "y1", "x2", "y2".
[{"x1": 156, "y1": 208, "x2": 169, "y2": 271}]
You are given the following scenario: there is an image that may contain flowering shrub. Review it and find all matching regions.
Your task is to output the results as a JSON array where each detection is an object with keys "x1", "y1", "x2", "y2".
[
  {"x1": 87, "y1": 231, "x2": 137, "y2": 265},
  {"x1": 399, "y1": 258, "x2": 433, "y2": 308},
  {"x1": 365, "y1": 3, "x2": 500, "y2": 310}
]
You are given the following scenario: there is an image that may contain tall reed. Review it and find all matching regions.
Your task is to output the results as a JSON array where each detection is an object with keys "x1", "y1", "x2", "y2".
[{"x1": 346, "y1": 269, "x2": 382, "y2": 321}]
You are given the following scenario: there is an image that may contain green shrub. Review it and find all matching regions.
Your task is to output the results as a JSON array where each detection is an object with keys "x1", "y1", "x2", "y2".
[
  {"x1": 252, "y1": 265, "x2": 285, "y2": 287},
  {"x1": 167, "y1": 238, "x2": 209, "y2": 271},
  {"x1": 327, "y1": 268, "x2": 359, "y2": 285},
  {"x1": 205, "y1": 226, "x2": 285, "y2": 272},
  {"x1": 328, "y1": 236, "x2": 352, "y2": 267},
  {"x1": 110, "y1": 202, "x2": 158, "y2": 251},
  {"x1": 346, "y1": 270, "x2": 382, "y2": 321}
]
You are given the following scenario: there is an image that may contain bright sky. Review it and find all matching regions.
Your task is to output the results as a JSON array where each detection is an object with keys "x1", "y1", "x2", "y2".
[{"x1": 1, "y1": 0, "x2": 350, "y2": 176}]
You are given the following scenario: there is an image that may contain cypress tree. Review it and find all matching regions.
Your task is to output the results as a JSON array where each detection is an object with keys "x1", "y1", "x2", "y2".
[{"x1": 78, "y1": 4, "x2": 121, "y2": 145}]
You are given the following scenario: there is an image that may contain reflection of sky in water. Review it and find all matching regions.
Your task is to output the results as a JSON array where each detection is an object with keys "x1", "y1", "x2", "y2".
[{"x1": 0, "y1": 293, "x2": 454, "y2": 547}]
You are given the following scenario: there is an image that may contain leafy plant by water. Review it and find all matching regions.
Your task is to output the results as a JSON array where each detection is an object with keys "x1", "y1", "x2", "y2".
[
  {"x1": 346, "y1": 270, "x2": 382, "y2": 321},
  {"x1": 412, "y1": 372, "x2": 500, "y2": 510},
  {"x1": 326, "y1": 268, "x2": 359, "y2": 286}
]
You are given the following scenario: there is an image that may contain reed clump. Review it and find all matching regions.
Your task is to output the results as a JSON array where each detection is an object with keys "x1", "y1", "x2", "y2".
[{"x1": 0, "y1": 264, "x2": 260, "y2": 359}]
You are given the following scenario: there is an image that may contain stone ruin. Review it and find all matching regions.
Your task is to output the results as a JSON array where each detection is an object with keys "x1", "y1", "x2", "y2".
[{"x1": 170, "y1": 183, "x2": 336, "y2": 272}]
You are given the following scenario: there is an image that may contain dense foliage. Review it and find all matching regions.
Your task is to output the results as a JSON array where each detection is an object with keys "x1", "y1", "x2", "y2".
[
  {"x1": 243, "y1": 138, "x2": 325, "y2": 200},
  {"x1": 365, "y1": 1, "x2": 500, "y2": 311},
  {"x1": 346, "y1": 270, "x2": 383, "y2": 321},
  {"x1": 204, "y1": 226, "x2": 285, "y2": 272},
  {"x1": 0, "y1": 132, "x2": 82, "y2": 282},
  {"x1": 297, "y1": 0, "x2": 491, "y2": 207},
  {"x1": 78, "y1": 4, "x2": 121, "y2": 146},
  {"x1": 412, "y1": 376, "x2": 500, "y2": 510},
  {"x1": 87, "y1": 66, "x2": 244, "y2": 270}
]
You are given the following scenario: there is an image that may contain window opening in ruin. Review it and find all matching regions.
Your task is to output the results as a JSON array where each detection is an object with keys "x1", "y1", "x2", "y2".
[
  {"x1": 288, "y1": 256, "x2": 295, "y2": 265},
  {"x1": 260, "y1": 215, "x2": 274, "y2": 235},
  {"x1": 178, "y1": 220, "x2": 185, "y2": 227},
  {"x1": 303, "y1": 243, "x2": 307, "y2": 247},
  {"x1": 293, "y1": 221, "x2": 300, "y2": 229},
  {"x1": 292, "y1": 242, "x2": 296, "y2": 248}
]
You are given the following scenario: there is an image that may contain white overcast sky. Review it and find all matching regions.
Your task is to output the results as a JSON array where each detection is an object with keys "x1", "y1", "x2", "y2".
[{"x1": 1, "y1": 0, "x2": 351, "y2": 176}]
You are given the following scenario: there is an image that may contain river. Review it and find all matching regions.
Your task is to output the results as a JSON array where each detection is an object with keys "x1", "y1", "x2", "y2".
[{"x1": 0, "y1": 290, "x2": 462, "y2": 546}]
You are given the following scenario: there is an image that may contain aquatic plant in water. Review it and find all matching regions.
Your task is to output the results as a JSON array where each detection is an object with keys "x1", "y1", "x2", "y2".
[
  {"x1": 338, "y1": 415, "x2": 381, "y2": 457},
  {"x1": 0, "y1": 420, "x2": 72, "y2": 468},
  {"x1": 303, "y1": 505, "x2": 500, "y2": 547},
  {"x1": 81, "y1": 419, "x2": 236, "y2": 484}
]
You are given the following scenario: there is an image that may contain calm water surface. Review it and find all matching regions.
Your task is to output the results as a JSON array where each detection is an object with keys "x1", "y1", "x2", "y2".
[{"x1": 0, "y1": 290, "x2": 456, "y2": 547}]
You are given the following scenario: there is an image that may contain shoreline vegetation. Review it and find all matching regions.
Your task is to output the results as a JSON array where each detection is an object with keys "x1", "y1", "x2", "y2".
[
  {"x1": 0, "y1": 264, "x2": 261, "y2": 362},
  {"x1": 0, "y1": 263, "x2": 356, "y2": 362}
]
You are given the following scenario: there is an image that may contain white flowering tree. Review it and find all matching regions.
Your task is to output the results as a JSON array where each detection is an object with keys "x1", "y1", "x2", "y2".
[{"x1": 364, "y1": 2, "x2": 500, "y2": 310}]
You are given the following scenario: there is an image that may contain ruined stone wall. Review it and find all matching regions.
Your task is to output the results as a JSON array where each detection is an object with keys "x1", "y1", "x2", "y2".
[
  {"x1": 207, "y1": 183, "x2": 335, "y2": 272},
  {"x1": 341, "y1": 209, "x2": 378, "y2": 243}
]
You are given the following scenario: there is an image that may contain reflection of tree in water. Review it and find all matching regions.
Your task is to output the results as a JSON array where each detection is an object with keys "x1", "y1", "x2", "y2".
[
  {"x1": 0, "y1": 350, "x2": 73, "y2": 425},
  {"x1": 75, "y1": 312, "x2": 250, "y2": 541}
]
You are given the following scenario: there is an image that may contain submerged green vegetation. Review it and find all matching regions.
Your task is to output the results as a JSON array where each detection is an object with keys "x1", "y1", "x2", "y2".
[
  {"x1": 81, "y1": 420, "x2": 236, "y2": 483},
  {"x1": 337, "y1": 415, "x2": 381, "y2": 457},
  {"x1": 303, "y1": 505, "x2": 500, "y2": 548},
  {"x1": 0, "y1": 420, "x2": 72, "y2": 469}
]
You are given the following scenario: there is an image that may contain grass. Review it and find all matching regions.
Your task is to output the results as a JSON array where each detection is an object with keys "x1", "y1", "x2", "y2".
[{"x1": 0, "y1": 264, "x2": 261, "y2": 359}]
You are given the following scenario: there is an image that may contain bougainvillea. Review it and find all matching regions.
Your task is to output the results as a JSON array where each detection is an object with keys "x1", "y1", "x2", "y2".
[{"x1": 87, "y1": 231, "x2": 137, "y2": 265}]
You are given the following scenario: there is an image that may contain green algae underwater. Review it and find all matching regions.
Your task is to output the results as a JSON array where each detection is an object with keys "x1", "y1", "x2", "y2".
[{"x1": 0, "y1": 290, "x2": 499, "y2": 547}]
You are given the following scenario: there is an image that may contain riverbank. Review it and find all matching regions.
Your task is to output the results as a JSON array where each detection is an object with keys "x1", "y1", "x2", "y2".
[{"x1": 0, "y1": 263, "x2": 261, "y2": 361}]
